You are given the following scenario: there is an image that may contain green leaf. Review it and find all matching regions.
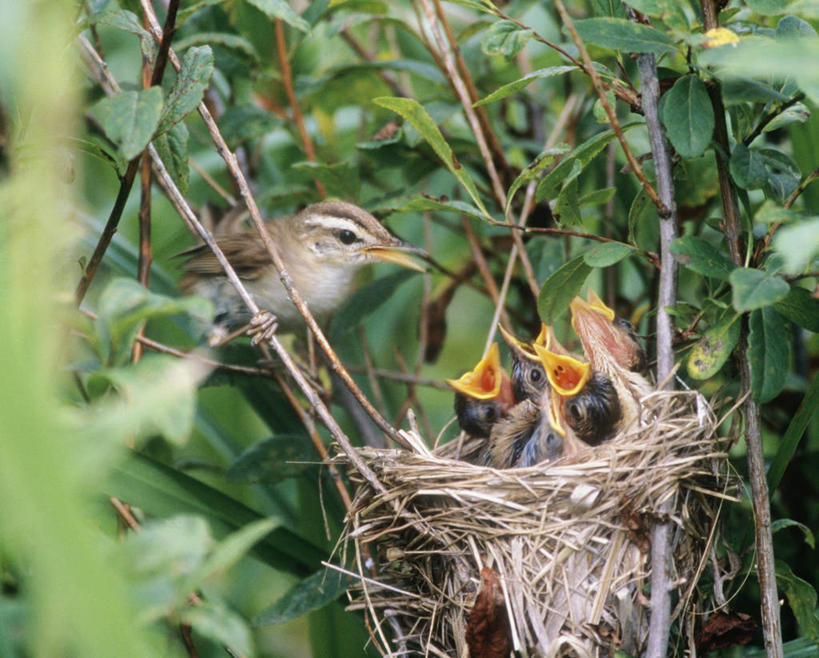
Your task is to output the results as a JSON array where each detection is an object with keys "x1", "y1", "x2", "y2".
[
  {"x1": 330, "y1": 269, "x2": 416, "y2": 340},
  {"x1": 180, "y1": 600, "x2": 255, "y2": 657},
  {"x1": 90, "y1": 88, "x2": 164, "y2": 161},
  {"x1": 475, "y1": 66, "x2": 576, "y2": 107},
  {"x1": 628, "y1": 188, "x2": 659, "y2": 251},
  {"x1": 380, "y1": 196, "x2": 487, "y2": 222},
  {"x1": 374, "y1": 97, "x2": 491, "y2": 218},
  {"x1": 571, "y1": 18, "x2": 678, "y2": 54},
  {"x1": 768, "y1": 373, "x2": 819, "y2": 490},
  {"x1": 660, "y1": 75, "x2": 714, "y2": 158},
  {"x1": 226, "y1": 436, "x2": 317, "y2": 483},
  {"x1": 579, "y1": 187, "x2": 617, "y2": 207},
  {"x1": 759, "y1": 148, "x2": 801, "y2": 202},
  {"x1": 537, "y1": 122, "x2": 641, "y2": 201},
  {"x1": 174, "y1": 31, "x2": 259, "y2": 60},
  {"x1": 255, "y1": 568, "x2": 348, "y2": 626},
  {"x1": 157, "y1": 46, "x2": 214, "y2": 135},
  {"x1": 774, "y1": 286, "x2": 819, "y2": 331},
  {"x1": 219, "y1": 104, "x2": 280, "y2": 148},
  {"x1": 537, "y1": 256, "x2": 592, "y2": 323},
  {"x1": 291, "y1": 161, "x2": 359, "y2": 199},
  {"x1": 92, "y1": 9, "x2": 156, "y2": 61},
  {"x1": 777, "y1": 15, "x2": 818, "y2": 39},
  {"x1": 480, "y1": 20, "x2": 533, "y2": 58},
  {"x1": 152, "y1": 121, "x2": 189, "y2": 196},
  {"x1": 747, "y1": 0, "x2": 797, "y2": 15},
  {"x1": 504, "y1": 146, "x2": 570, "y2": 215},
  {"x1": 96, "y1": 278, "x2": 212, "y2": 365},
  {"x1": 730, "y1": 267, "x2": 790, "y2": 311},
  {"x1": 107, "y1": 453, "x2": 324, "y2": 575},
  {"x1": 772, "y1": 217, "x2": 819, "y2": 274},
  {"x1": 554, "y1": 175, "x2": 582, "y2": 225},
  {"x1": 245, "y1": 0, "x2": 310, "y2": 32},
  {"x1": 748, "y1": 307, "x2": 790, "y2": 403},
  {"x1": 772, "y1": 519, "x2": 816, "y2": 549},
  {"x1": 670, "y1": 236, "x2": 735, "y2": 280},
  {"x1": 623, "y1": 0, "x2": 664, "y2": 15},
  {"x1": 775, "y1": 561, "x2": 819, "y2": 644},
  {"x1": 723, "y1": 78, "x2": 791, "y2": 105},
  {"x1": 687, "y1": 315, "x2": 741, "y2": 380},
  {"x1": 730, "y1": 143, "x2": 768, "y2": 190},
  {"x1": 583, "y1": 242, "x2": 633, "y2": 267}
]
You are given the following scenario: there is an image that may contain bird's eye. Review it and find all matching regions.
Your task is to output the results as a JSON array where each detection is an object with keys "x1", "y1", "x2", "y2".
[
  {"x1": 337, "y1": 229, "x2": 357, "y2": 245},
  {"x1": 529, "y1": 367, "x2": 542, "y2": 383},
  {"x1": 567, "y1": 402, "x2": 582, "y2": 420},
  {"x1": 483, "y1": 406, "x2": 497, "y2": 422}
]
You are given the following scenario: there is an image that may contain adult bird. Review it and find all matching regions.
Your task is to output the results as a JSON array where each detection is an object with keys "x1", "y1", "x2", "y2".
[
  {"x1": 446, "y1": 343, "x2": 516, "y2": 440},
  {"x1": 569, "y1": 289, "x2": 652, "y2": 432},
  {"x1": 179, "y1": 201, "x2": 426, "y2": 345}
]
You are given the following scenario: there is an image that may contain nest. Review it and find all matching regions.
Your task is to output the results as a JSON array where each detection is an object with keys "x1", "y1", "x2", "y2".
[{"x1": 336, "y1": 386, "x2": 735, "y2": 657}]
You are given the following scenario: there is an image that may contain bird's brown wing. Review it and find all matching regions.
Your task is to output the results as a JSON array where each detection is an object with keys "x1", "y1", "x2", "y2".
[{"x1": 178, "y1": 229, "x2": 274, "y2": 291}]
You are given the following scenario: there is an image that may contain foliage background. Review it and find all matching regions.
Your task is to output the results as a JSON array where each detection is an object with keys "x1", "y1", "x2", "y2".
[{"x1": 1, "y1": 0, "x2": 818, "y2": 656}]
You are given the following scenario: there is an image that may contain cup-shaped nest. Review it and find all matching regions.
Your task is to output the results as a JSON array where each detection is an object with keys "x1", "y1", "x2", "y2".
[{"x1": 336, "y1": 386, "x2": 735, "y2": 657}]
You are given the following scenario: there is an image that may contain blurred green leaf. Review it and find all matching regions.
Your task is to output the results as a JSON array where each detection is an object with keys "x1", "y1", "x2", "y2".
[
  {"x1": 245, "y1": 0, "x2": 310, "y2": 32},
  {"x1": 730, "y1": 267, "x2": 789, "y2": 311},
  {"x1": 772, "y1": 518, "x2": 816, "y2": 549},
  {"x1": 774, "y1": 286, "x2": 819, "y2": 331},
  {"x1": 768, "y1": 374, "x2": 819, "y2": 490},
  {"x1": 255, "y1": 568, "x2": 347, "y2": 626},
  {"x1": 748, "y1": 307, "x2": 789, "y2": 403},
  {"x1": 92, "y1": 9, "x2": 156, "y2": 61},
  {"x1": 157, "y1": 46, "x2": 214, "y2": 135},
  {"x1": 777, "y1": 15, "x2": 818, "y2": 38},
  {"x1": 775, "y1": 561, "x2": 819, "y2": 644},
  {"x1": 226, "y1": 436, "x2": 317, "y2": 483},
  {"x1": 219, "y1": 105, "x2": 280, "y2": 148},
  {"x1": 174, "y1": 32, "x2": 259, "y2": 60},
  {"x1": 537, "y1": 256, "x2": 592, "y2": 323},
  {"x1": 374, "y1": 97, "x2": 491, "y2": 218},
  {"x1": 670, "y1": 236, "x2": 735, "y2": 280},
  {"x1": 687, "y1": 315, "x2": 740, "y2": 380},
  {"x1": 181, "y1": 600, "x2": 255, "y2": 656},
  {"x1": 772, "y1": 217, "x2": 819, "y2": 273},
  {"x1": 660, "y1": 75, "x2": 714, "y2": 158},
  {"x1": 152, "y1": 121, "x2": 189, "y2": 196},
  {"x1": 723, "y1": 78, "x2": 791, "y2": 104},
  {"x1": 582, "y1": 242, "x2": 633, "y2": 267},
  {"x1": 292, "y1": 161, "x2": 359, "y2": 199},
  {"x1": 106, "y1": 453, "x2": 323, "y2": 576},
  {"x1": 572, "y1": 18, "x2": 678, "y2": 54},
  {"x1": 382, "y1": 196, "x2": 487, "y2": 221},
  {"x1": 330, "y1": 269, "x2": 416, "y2": 340},
  {"x1": 481, "y1": 20, "x2": 532, "y2": 58},
  {"x1": 475, "y1": 66, "x2": 576, "y2": 107},
  {"x1": 747, "y1": 0, "x2": 798, "y2": 14},
  {"x1": 90, "y1": 88, "x2": 164, "y2": 161},
  {"x1": 591, "y1": 0, "x2": 626, "y2": 16}
]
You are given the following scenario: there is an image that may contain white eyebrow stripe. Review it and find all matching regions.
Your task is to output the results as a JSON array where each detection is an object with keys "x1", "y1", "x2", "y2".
[{"x1": 302, "y1": 215, "x2": 368, "y2": 235}]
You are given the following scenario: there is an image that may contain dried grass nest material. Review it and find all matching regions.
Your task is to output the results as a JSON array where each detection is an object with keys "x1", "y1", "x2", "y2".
[{"x1": 336, "y1": 386, "x2": 737, "y2": 658}]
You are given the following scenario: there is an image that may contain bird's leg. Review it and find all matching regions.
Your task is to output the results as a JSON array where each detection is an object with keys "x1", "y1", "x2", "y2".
[{"x1": 248, "y1": 310, "x2": 279, "y2": 346}]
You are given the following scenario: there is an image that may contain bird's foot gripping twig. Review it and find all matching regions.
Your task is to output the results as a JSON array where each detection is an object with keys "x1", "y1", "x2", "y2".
[{"x1": 248, "y1": 310, "x2": 279, "y2": 346}]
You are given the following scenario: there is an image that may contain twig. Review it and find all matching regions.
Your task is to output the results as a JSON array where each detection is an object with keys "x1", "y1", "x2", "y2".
[
  {"x1": 345, "y1": 365, "x2": 450, "y2": 390},
  {"x1": 637, "y1": 50, "x2": 679, "y2": 657},
  {"x1": 190, "y1": 158, "x2": 237, "y2": 206},
  {"x1": 275, "y1": 19, "x2": 325, "y2": 199},
  {"x1": 743, "y1": 93, "x2": 805, "y2": 146},
  {"x1": 138, "y1": 0, "x2": 403, "y2": 448},
  {"x1": 553, "y1": 0, "x2": 665, "y2": 214},
  {"x1": 461, "y1": 216, "x2": 511, "y2": 328},
  {"x1": 75, "y1": 0, "x2": 181, "y2": 304},
  {"x1": 702, "y1": 2, "x2": 783, "y2": 655}
]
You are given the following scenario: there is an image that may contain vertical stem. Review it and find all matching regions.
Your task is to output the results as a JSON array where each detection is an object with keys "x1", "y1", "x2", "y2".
[
  {"x1": 637, "y1": 51, "x2": 679, "y2": 657},
  {"x1": 702, "y1": 3, "x2": 783, "y2": 655}
]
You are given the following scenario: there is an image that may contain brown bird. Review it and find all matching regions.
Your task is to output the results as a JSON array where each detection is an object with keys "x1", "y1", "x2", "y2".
[
  {"x1": 485, "y1": 397, "x2": 564, "y2": 468},
  {"x1": 498, "y1": 324, "x2": 549, "y2": 402},
  {"x1": 569, "y1": 289, "x2": 652, "y2": 431},
  {"x1": 179, "y1": 201, "x2": 426, "y2": 345},
  {"x1": 447, "y1": 343, "x2": 516, "y2": 440}
]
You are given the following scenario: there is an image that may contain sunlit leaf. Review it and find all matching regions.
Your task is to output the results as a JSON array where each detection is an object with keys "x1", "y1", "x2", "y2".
[
  {"x1": 537, "y1": 256, "x2": 592, "y2": 323},
  {"x1": 687, "y1": 315, "x2": 740, "y2": 380},
  {"x1": 748, "y1": 307, "x2": 790, "y2": 403},
  {"x1": 255, "y1": 568, "x2": 348, "y2": 626}
]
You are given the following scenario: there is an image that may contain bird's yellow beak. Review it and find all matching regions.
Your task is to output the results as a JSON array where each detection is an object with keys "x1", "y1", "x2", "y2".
[
  {"x1": 546, "y1": 393, "x2": 566, "y2": 437},
  {"x1": 533, "y1": 344, "x2": 592, "y2": 397},
  {"x1": 365, "y1": 243, "x2": 428, "y2": 272},
  {"x1": 498, "y1": 324, "x2": 538, "y2": 361},
  {"x1": 446, "y1": 343, "x2": 504, "y2": 400},
  {"x1": 570, "y1": 288, "x2": 615, "y2": 333}
]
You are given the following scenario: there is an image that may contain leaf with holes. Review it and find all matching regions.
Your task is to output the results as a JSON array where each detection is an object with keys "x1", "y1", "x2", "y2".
[
  {"x1": 749, "y1": 307, "x2": 790, "y2": 403},
  {"x1": 687, "y1": 315, "x2": 740, "y2": 380},
  {"x1": 157, "y1": 46, "x2": 214, "y2": 135},
  {"x1": 91, "y1": 88, "x2": 164, "y2": 161},
  {"x1": 537, "y1": 257, "x2": 592, "y2": 323},
  {"x1": 661, "y1": 75, "x2": 714, "y2": 158}
]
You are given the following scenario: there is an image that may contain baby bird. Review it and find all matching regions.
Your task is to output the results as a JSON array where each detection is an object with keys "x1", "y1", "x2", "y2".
[
  {"x1": 498, "y1": 324, "x2": 549, "y2": 402},
  {"x1": 447, "y1": 343, "x2": 516, "y2": 439},
  {"x1": 563, "y1": 372, "x2": 621, "y2": 446},
  {"x1": 569, "y1": 290, "x2": 653, "y2": 431},
  {"x1": 485, "y1": 398, "x2": 563, "y2": 468}
]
